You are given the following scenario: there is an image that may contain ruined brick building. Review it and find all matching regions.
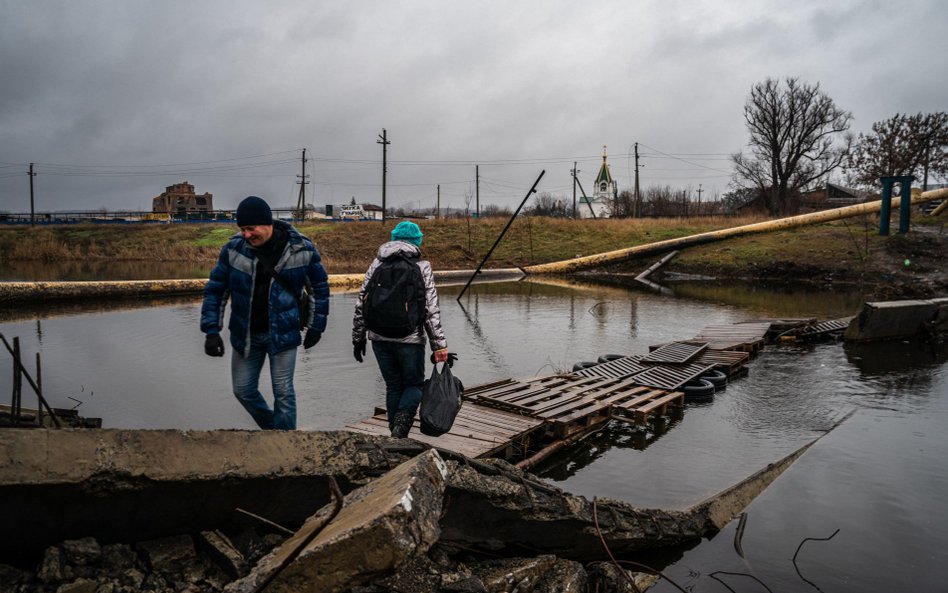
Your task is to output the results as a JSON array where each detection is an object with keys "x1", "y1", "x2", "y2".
[{"x1": 152, "y1": 182, "x2": 213, "y2": 214}]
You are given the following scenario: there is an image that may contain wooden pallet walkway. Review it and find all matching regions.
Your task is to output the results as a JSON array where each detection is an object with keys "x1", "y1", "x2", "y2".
[
  {"x1": 343, "y1": 318, "x2": 842, "y2": 463},
  {"x1": 344, "y1": 403, "x2": 544, "y2": 459},
  {"x1": 690, "y1": 321, "x2": 773, "y2": 352}
]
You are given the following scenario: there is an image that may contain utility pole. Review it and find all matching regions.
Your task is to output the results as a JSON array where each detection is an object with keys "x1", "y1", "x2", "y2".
[
  {"x1": 633, "y1": 143, "x2": 641, "y2": 218},
  {"x1": 571, "y1": 162, "x2": 578, "y2": 219},
  {"x1": 697, "y1": 184, "x2": 703, "y2": 205},
  {"x1": 295, "y1": 148, "x2": 309, "y2": 219},
  {"x1": 377, "y1": 129, "x2": 390, "y2": 221},
  {"x1": 28, "y1": 163, "x2": 36, "y2": 227},
  {"x1": 437, "y1": 184, "x2": 440, "y2": 219},
  {"x1": 475, "y1": 165, "x2": 480, "y2": 218}
]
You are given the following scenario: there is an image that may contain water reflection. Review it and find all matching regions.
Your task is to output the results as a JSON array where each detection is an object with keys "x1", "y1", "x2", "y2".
[
  {"x1": 844, "y1": 339, "x2": 948, "y2": 376},
  {"x1": 2, "y1": 260, "x2": 211, "y2": 281},
  {"x1": 1, "y1": 278, "x2": 945, "y2": 591},
  {"x1": 537, "y1": 414, "x2": 683, "y2": 481}
]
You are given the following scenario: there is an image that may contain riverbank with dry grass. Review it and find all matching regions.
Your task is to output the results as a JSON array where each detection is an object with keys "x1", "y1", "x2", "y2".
[{"x1": 1, "y1": 213, "x2": 944, "y2": 298}]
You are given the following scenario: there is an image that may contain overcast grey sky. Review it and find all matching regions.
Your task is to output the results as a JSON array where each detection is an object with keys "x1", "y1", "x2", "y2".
[{"x1": 1, "y1": 0, "x2": 945, "y2": 214}]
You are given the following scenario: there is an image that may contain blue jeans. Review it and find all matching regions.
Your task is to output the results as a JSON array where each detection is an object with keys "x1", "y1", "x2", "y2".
[
  {"x1": 372, "y1": 341, "x2": 425, "y2": 428},
  {"x1": 231, "y1": 332, "x2": 297, "y2": 430}
]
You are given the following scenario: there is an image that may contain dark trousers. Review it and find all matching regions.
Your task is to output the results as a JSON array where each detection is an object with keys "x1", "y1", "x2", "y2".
[{"x1": 371, "y1": 341, "x2": 425, "y2": 428}]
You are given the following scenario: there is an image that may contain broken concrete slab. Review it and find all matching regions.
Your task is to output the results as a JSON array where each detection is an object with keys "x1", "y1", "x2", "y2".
[
  {"x1": 0, "y1": 429, "x2": 413, "y2": 564},
  {"x1": 438, "y1": 435, "x2": 825, "y2": 560},
  {"x1": 227, "y1": 449, "x2": 448, "y2": 593},
  {"x1": 196, "y1": 530, "x2": 248, "y2": 580},
  {"x1": 136, "y1": 534, "x2": 195, "y2": 578},
  {"x1": 439, "y1": 460, "x2": 706, "y2": 559},
  {"x1": 844, "y1": 297, "x2": 948, "y2": 342},
  {"x1": 530, "y1": 558, "x2": 589, "y2": 593},
  {"x1": 468, "y1": 555, "x2": 559, "y2": 593}
]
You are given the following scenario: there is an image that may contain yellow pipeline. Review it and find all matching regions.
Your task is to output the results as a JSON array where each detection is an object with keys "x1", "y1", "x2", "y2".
[
  {"x1": 0, "y1": 275, "x2": 367, "y2": 305},
  {"x1": 524, "y1": 188, "x2": 948, "y2": 275},
  {"x1": 933, "y1": 198, "x2": 948, "y2": 217}
]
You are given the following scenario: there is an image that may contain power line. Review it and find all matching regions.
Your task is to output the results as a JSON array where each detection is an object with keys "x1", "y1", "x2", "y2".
[{"x1": 638, "y1": 142, "x2": 734, "y2": 175}]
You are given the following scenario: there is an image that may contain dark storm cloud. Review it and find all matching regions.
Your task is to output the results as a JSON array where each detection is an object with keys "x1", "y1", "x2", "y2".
[{"x1": 1, "y1": 0, "x2": 945, "y2": 213}]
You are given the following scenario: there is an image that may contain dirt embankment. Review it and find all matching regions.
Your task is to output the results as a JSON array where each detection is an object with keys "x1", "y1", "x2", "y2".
[
  {"x1": 599, "y1": 220, "x2": 948, "y2": 300},
  {"x1": 1, "y1": 215, "x2": 945, "y2": 299}
]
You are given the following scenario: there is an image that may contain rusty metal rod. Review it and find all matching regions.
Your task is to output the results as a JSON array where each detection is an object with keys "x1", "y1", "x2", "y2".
[
  {"x1": 0, "y1": 333, "x2": 61, "y2": 428},
  {"x1": 457, "y1": 170, "x2": 545, "y2": 302},
  {"x1": 234, "y1": 508, "x2": 295, "y2": 536},
  {"x1": 12, "y1": 337, "x2": 21, "y2": 427},
  {"x1": 36, "y1": 352, "x2": 43, "y2": 426}
]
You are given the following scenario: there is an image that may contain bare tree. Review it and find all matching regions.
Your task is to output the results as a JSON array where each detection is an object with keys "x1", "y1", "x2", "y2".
[
  {"x1": 611, "y1": 190, "x2": 636, "y2": 218},
  {"x1": 847, "y1": 112, "x2": 948, "y2": 190},
  {"x1": 529, "y1": 192, "x2": 569, "y2": 217},
  {"x1": 732, "y1": 77, "x2": 852, "y2": 215},
  {"x1": 480, "y1": 203, "x2": 513, "y2": 217}
]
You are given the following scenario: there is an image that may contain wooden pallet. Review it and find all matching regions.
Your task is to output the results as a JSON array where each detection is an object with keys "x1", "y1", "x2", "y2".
[
  {"x1": 611, "y1": 389, "x2": 684, "y2": 426},
  {"x1": 629, "y1": 361, "x2": 716, "y2": 390},
  {"x1": 692, "y1": 321, "x2": 772, "y2": 352},
  {"x1": 793, "y1": 318, "x2": 852, "y2": 338},
  {"x1": 641, "y1": 341, "x2": 708, "y2": 364},
  {"x1": 692, "y1": 347, "x2": 751, "y2": 375},
  {"x1": 344, "y1": 402, "x2": 545, "y2": 460},
  {"x1": 573, "y1": 355, "x2": 648, "y2": 379}
]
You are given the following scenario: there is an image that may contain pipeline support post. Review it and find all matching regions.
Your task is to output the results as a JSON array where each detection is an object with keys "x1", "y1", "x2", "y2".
[{"x1": 880, "y1": 176, "x2": 914, "y2": 235}]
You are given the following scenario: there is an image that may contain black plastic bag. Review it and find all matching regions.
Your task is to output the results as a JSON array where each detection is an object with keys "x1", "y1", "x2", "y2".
[{"x1": 419, "y1": 363, "x2": 464, "y2": 437}]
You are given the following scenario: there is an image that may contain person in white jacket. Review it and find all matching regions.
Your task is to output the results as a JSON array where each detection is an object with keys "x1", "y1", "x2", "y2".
[{"x1": 352, "y1": 221, "x2": 448, "y2": 438}]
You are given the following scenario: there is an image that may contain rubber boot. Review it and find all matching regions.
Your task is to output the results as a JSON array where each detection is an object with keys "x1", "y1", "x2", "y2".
[{"x1": 391, "y1": 410, "x2": 414, "y2": 438}]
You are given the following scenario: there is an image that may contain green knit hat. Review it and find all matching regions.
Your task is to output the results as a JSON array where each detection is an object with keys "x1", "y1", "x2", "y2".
[{"x1": 391, "y1": 221, "x2": 423, "y2": 246}]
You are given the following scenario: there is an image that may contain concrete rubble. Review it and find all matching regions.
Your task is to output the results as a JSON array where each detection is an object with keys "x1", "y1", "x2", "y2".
[
  {"x1": 226, "y1": 449, "x2": 448, "y2": 593},
  {"x1": 0, "y1": 428, "x2": 818, "y2": 592}
]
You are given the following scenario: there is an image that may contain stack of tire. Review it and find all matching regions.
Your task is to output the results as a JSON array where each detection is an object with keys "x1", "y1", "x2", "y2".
[
  {"x1": 571, "y1": 354, "x2": 626, "y2": 372},
  {"x1": 681, "y1": 369, "x2": 727, "y2": 402}
]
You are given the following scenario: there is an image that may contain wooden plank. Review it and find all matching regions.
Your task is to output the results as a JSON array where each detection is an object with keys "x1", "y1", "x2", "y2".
[
  {"x1": 632, "y1": 392, "x2": 684, "y2": 424},
  {"x1": 506, "y1": 376, "x2": 612, "y2": 408},
  {"x1": 548, "y1": 386, "x2": 660, "y2": 425},
  {"x1": 529, "y1": 377, "x2": 645, "y2": 416},
  {"x1": 493, "y1": 376, "x2": 602, "y2": 405},
  {"x1": 463, "y1": 378, "x2": 518, "y2": 396},
  {"x1": 574, "y1": 356, "x2": 650, "y2": 379},
  {"x1": 613, "y1": 388, "x2": 673, "y2": 411},
  {"x1": 631, "y1": 362, "x2": 715, "y2": 390},
  {"x1": 641, "y1": 341, "x2": 708, "y2": 364}
]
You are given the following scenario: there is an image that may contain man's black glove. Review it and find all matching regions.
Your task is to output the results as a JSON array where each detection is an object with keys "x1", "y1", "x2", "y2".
[
  {"x1": 430, "y1": 351, "x2": 458, "y2": 367},
  {"x1": 204, "y1": 333, "x2": 225, "y2": 357},
  {"x1": 353, "y1": 340, "x2": 366, "y2": 363},
  {"x1": 303, "y1": 329, "x2": 321, "y2": 350}
]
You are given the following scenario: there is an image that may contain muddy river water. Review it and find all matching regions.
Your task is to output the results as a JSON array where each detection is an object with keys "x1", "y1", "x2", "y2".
[{"x1": 1, "y1": 278, "x2": 946, "y2": 592}]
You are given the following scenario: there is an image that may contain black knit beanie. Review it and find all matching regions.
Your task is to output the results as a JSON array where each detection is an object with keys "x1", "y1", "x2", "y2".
[{"x1": 236, "y1": 196, "x2": 273, "y2": 226}]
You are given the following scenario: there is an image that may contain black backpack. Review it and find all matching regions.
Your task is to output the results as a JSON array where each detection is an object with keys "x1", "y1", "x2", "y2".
[{"x1": 363, "y1": 253, "x2": 426, "y2": 338}]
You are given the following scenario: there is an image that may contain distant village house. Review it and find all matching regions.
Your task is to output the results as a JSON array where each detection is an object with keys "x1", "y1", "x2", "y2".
[
  {"x1": 152, "y1": 182, "x2": 213, "y2": 214},
  {"x1": 800, "y1": 182, "x2": 871, "y2": 211}
]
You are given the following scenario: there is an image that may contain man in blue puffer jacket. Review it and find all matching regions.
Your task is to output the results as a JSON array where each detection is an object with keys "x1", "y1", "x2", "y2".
[{"x1": 201, "y1": 196, "x2": 329, "y2": 430}]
